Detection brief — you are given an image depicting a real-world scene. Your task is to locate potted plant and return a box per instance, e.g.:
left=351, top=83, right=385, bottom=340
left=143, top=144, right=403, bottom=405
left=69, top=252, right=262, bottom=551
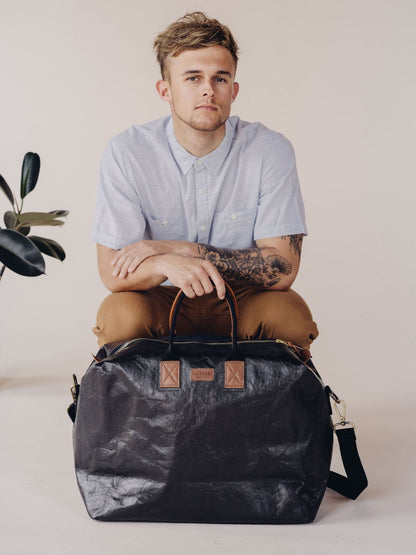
left=0, top=152, right=68, bottom=281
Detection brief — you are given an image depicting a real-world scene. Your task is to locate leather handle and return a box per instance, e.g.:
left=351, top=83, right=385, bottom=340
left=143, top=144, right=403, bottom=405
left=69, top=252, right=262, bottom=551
left=168, top=282, right=239, bottom=351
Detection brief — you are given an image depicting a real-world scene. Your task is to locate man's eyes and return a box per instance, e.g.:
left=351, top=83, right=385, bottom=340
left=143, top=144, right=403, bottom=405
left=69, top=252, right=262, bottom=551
left=186, top=76, right=227, bottom=83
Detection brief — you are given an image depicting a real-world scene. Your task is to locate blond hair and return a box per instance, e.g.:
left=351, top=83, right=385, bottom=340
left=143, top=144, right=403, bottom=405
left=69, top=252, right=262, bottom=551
left=153, top=12, right=239, bottom=79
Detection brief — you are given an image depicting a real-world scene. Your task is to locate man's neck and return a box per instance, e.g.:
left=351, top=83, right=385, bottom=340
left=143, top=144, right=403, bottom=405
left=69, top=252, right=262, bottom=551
left=171, top=117, right=226, bottom=158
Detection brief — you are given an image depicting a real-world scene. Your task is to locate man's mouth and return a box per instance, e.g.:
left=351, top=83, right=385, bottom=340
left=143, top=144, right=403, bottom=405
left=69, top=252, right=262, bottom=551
left=196, top=104, right=218, bottom=111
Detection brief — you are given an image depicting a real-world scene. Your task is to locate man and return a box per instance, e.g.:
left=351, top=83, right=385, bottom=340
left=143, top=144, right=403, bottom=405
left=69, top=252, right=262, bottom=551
left=92, top=12, right=318, bottom=348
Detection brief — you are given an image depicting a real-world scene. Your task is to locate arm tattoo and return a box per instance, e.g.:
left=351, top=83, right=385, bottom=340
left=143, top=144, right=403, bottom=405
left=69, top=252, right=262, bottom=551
left=197, top=245, right=292, bottom=288
left=280, top=234, right=303, bottom=257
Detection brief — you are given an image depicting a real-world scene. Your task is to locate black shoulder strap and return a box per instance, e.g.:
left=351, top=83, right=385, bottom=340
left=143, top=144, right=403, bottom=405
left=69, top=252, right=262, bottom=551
left=327, top=426, right=368, bottom=499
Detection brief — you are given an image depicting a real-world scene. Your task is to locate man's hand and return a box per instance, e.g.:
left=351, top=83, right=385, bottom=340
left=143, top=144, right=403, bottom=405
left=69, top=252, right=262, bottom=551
left=99, top=242, right=225, bottom=299
left=154, top=254, right=226, bottom=299
left=111, top=240, right=197, bottom=278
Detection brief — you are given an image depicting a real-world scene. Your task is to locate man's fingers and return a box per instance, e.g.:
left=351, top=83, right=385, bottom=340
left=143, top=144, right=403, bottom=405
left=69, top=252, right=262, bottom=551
left=112, top=255, right=130, bottom=278
left=111, top=247, right=132, bottom=269
left=182, top=284, right=196, bottom=298
left=111, top=253, right=140, bottom=277
left=204, top=263, right=225, bottom=299
left=112, top=256, right=123, bottom=276
left=112, top=261, right=122, bottom=276
left=189, top=263, right=222, bottom=297
left=198, top=273, right=215, bottom=296
left=118, top=259, right=131, bottom=278
left=111, top=251, right=122, bottom=267
left=127, top=256, right=140, bottom=274
left=190, top=279, right=206, bottom=297
left=160, top=255, right=226, bottom=299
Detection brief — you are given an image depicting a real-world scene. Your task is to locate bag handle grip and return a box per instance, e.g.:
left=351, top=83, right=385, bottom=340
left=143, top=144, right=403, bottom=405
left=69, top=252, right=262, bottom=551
left=167, top=282, right=239, bottom=352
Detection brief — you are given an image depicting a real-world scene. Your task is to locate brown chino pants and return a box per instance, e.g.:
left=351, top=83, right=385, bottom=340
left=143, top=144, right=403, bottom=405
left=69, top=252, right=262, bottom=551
left=93, top=286, right=319, bottom=348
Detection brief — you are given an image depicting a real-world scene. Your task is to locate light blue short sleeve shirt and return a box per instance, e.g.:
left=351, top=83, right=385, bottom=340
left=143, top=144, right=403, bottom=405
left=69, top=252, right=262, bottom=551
left=92, top=116, right=307, bottom=251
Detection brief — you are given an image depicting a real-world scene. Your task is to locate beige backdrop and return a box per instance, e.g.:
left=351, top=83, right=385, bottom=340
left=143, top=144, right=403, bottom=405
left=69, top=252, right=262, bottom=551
left=1, top=1, right=415, bottom=552
left=1, top=0, right=415, bottom=401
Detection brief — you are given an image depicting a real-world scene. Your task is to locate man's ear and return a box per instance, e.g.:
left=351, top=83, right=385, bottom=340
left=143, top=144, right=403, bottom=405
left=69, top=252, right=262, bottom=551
left=232, top=81, right=239, bottom=102
left=156, top=80, right=171, bottom=103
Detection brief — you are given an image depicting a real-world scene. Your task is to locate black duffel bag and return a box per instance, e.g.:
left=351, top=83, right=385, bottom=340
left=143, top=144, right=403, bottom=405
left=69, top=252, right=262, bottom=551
left=68, top=284, right=367, bottom=523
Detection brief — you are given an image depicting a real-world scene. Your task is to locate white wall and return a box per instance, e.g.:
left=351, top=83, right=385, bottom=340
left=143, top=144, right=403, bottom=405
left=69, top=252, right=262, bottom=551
left=1, top=0, right=415, bottom=407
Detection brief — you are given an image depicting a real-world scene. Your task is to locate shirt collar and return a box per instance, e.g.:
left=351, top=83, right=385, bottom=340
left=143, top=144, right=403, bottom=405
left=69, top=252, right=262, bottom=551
left=165, top=116, right=234, bottom=176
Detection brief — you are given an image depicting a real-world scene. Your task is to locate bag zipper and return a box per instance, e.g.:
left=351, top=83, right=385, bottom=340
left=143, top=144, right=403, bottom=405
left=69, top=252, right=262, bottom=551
left=101, top=337, right=324, bottom=386
left=111, top=337, right=294, bottom=356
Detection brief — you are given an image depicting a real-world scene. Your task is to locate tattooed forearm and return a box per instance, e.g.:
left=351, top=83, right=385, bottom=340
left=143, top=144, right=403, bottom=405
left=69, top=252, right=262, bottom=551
left=280, top=234, right=303, bottom=257
left=197, top=245, right=292, bottom=288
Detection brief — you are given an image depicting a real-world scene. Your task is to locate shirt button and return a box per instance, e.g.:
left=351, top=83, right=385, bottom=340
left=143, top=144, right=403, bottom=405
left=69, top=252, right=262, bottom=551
left=231, top=214, right=237, bottom=220
left=197, top=160, right=202, bottom=165
left=198, top=189, right=204, bottom=195
left=201, top=226, right=206, bottom=232
left=162, top=220, right=168, bottom=226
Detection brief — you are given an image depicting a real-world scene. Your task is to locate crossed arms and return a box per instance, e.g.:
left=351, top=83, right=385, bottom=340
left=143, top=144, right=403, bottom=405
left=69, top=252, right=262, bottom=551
left=97, top=234, right=303, bottom=299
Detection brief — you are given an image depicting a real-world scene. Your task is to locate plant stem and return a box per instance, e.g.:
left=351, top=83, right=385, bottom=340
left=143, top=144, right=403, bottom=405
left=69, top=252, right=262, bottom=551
left=0, top=265, right=6, bottom=281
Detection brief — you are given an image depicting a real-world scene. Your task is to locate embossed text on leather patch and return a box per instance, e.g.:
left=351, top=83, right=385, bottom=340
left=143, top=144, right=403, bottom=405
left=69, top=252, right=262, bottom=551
left=160, top=361, right=180, bottom=388
left=191, top=368, right=214, bottom=382
left=224, top=361, right=245, bottom=389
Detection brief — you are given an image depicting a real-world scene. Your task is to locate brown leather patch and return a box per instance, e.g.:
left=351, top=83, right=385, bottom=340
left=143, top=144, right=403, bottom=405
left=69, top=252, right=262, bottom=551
left=225, top=361, right=245, bottom=389
left=160, top=361, right=180, bottom=388
left=191, top=368, right=214, bottom=382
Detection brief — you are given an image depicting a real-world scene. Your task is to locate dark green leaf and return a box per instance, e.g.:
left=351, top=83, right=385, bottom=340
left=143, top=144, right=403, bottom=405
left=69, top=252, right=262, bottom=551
left=0, top=174, right=15, bottom=206
left=17, top=211, right=65, bottom=227
left=4, top=211, right=17, bottom=229
left=20, top=226, right=31, bottom=236
left=20, top=152, right=40, bottom=199
left=29, top=235, right=66, bottom=261
left=49, top=210, right=69, bottom=217
left=0, top=229, right=45, bottom=276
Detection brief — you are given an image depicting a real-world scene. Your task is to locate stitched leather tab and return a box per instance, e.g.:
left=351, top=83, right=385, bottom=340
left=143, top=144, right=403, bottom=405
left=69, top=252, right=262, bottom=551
left=160, top=361, right=180, bottom=388
left=191, top=368, right=214, bottom=382
left=225, top=361, right=245, bottom=389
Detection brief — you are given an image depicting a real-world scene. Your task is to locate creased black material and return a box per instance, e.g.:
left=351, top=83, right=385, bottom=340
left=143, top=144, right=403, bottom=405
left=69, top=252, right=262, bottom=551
left=72, top=337, right=334, bottom=523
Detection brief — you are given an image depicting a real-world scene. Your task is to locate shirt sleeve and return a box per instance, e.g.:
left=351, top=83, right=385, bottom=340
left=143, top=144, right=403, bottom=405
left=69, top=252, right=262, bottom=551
left=91, top=139, right=147, bottom=250
left=253, top=132, right=307, bottom=240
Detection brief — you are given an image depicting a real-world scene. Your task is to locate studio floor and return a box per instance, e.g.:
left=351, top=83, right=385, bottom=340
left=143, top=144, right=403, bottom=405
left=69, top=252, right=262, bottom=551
left=1, top=373, right=414, bottom=555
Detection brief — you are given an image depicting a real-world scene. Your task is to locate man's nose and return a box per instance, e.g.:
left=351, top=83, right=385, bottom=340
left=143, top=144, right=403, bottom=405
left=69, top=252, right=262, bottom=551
left=202, top=82, right=215, bottom=97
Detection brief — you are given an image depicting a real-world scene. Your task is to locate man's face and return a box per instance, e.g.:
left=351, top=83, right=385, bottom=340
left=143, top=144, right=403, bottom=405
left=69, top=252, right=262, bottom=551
left=157, top=45, right=239, bottom=133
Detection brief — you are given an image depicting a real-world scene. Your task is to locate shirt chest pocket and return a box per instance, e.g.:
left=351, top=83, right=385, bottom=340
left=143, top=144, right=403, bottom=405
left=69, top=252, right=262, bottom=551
left=211, top=210, right=255, bottom=249
left=146, top=215, right=187, bottom=241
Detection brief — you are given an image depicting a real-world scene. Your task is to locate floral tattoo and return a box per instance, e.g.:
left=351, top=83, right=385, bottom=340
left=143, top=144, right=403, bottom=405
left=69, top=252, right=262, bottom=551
left=197, top=245, right=292, bottom=288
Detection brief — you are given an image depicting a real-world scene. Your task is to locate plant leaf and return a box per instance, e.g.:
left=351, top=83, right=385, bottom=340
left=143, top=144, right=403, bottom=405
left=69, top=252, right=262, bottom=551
left=17, top=211, right=65, bottom=227
left=49, top=210, right=69, bottom=217
left=6, top=211, right=31, bottom=234
left=29, top=235, right=66, bottom=261
left=20, top=226, right=31, bottom=236
left=0, top=229, right=45, bottom=276
left=0, top=174, right=15, bottom=206
left=4, top=211, right=17, bottom=229
left=20, top=152, right=41, bottom=199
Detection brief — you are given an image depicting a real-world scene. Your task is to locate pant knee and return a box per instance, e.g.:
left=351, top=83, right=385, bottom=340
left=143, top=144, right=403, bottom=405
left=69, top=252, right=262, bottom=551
left=237, top=289, right=319, bottom=347
left=93, top=291, right=162, bottom=347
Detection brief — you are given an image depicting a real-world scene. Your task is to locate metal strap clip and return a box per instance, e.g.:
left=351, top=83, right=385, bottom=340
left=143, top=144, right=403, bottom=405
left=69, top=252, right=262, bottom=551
left=331, top=396, right=355, bottom=431
left=70, top=374, right=79, bottom=403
